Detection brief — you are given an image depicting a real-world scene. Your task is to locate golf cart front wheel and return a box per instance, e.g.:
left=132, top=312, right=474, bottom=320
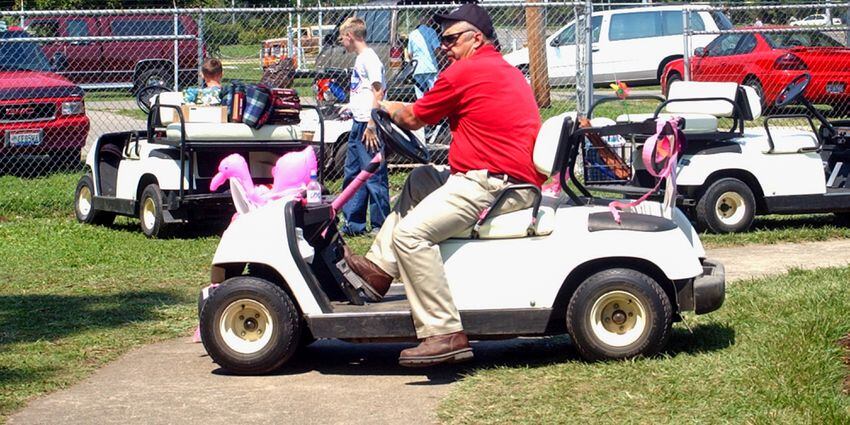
left=75, top=174, right=115, bottom=226
left=696, top=178, right=756, bottom=234
left=567, top=268, right=672, bottom=361
left=200, top=276, right=302, bottom=375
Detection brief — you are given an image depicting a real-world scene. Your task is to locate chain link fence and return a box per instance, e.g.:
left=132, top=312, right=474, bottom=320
left=0, top=2, right=585, bottom=185
left=4, top=2, right=850, bottom=187
left=679, top=3, right=850, bottom=129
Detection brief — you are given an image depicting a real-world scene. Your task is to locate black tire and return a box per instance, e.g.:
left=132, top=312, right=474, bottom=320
left=664, top=72, right=682, bottom=97
left=135, top=68, right=174, bottom=92
left=200, top=276, right=302, bottom=375
left=566, top=268, right=672, bottom=361
left=74, top=174, right=115, bottom=226
left=53, top=149, right=82, bottom=172
left=743, top=77, right=765, bottom=110
left=139, top=183, right=169, bottom=238
left=329, top=136, right=349, bottom=180
left=695, top=178, right=756, bottom=234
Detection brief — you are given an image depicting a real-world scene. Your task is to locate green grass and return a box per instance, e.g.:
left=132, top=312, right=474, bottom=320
left=2, top=171, right=850, bottom=422
left=0, top=173, right=219, bottom=422
left=112, top=108, right=148, bottom=122
left=439, top=266, right=850, bottom=424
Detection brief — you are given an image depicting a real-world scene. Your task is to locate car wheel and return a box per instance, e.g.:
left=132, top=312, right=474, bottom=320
left=135, top=68, right=174, bottom=92
left=200, top=276, right=302, bottom=375
left=696, top=178, right=756, bottom=234
left=743, top=77, right=765, bottom=109
left=664, top=72, right=682, bottom=97
left=75, top=174, right=115, bottom=226
left=139, top=183, right=170, bottom=238
left=518, top=65, right=531, bottom=84
left=566, top=268, right=672, bottom=361
left=330, top=136, right=349, bottom=180
left=53, top=149, right=82, bottom=172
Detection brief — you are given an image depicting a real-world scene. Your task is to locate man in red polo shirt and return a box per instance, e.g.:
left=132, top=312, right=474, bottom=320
left=343, top=3, right=543, bottom=367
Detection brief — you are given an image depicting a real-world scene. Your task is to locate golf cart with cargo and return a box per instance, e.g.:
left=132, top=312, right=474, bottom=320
left=196, top=108, right=726, bottom=375
left=74, top=86, right=320, bottom=237
left=589, top=74, right=850, bottom=233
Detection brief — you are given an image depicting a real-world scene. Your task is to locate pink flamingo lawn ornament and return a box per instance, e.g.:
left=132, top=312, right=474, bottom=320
left=209, top=153, right=269, bottom=205
left=265, top=147, right=318, bottom=201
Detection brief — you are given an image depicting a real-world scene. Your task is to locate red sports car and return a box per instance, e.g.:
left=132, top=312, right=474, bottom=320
left=661, top=26, right=850, bottom=111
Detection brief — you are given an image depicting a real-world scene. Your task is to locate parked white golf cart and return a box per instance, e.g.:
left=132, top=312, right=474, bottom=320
left=589, top=74, right=850, bottom=233
left=74, top=86, right=321, bottom=237
left=197, top=109, right=726, bottom=374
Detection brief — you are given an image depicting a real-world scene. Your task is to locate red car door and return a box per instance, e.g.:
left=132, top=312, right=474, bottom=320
left=59, top=17, right=102, bottom=86
left=692, top=33, right=755, bottom=83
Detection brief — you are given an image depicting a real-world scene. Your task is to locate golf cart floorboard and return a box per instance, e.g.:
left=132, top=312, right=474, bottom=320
left=331, top=285, right=410, bottom=312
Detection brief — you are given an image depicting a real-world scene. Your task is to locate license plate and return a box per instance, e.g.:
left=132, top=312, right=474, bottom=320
left=5, top=130, right=42, bottom=147
left=826, top=82, right=845, bottom=94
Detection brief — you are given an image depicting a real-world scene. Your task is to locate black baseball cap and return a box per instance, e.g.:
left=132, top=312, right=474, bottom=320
left=435, top=3, right=495, bottom=39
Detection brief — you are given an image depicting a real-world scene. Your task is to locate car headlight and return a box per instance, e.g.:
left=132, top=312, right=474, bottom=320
left=61, top=101, right=85, bottom=116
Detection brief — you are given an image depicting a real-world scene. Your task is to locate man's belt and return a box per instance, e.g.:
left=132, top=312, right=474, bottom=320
left=488, top=172, right=525, bottom=185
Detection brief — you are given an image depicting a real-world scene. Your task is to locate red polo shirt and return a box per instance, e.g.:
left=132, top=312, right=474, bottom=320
left=412, top=44, right=545, bottom=186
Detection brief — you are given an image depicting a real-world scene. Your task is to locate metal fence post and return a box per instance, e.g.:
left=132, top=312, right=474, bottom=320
left=682, top=7, right=690, bottom=81
left=318, top=0, right=324, bottom=55
left=197, top=10, right=204, bottom=87
left=575, top=0, right=592, bottom=118
left=173, top=10, right=179, bottom=91
left=297, top=0, right=303, bottom=70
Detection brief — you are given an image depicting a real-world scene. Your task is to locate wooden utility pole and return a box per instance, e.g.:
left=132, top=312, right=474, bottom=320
left=525, top=6, right=550, bottom=108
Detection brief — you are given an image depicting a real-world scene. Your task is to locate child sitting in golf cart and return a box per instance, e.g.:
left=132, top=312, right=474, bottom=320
left=184, top=58, right=223, bottom=105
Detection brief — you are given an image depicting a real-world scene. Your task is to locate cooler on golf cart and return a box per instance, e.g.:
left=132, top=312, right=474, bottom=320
left=74, top=88, right=323, bottom=238
left=196, top=108, right=726, bottom=375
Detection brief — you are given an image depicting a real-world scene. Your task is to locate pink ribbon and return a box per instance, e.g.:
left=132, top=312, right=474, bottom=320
left=608, top=118, right=684, bottom=223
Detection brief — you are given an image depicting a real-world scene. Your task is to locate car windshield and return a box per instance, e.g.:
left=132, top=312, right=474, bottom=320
left=0, top=31, right=51, bottom=72
left=763, top=32, right=842, bottom=48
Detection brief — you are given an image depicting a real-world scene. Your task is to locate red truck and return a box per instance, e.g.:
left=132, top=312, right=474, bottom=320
left=24, top=14, right=203, bottom=91
left=0, top=26, right=89, bottom=173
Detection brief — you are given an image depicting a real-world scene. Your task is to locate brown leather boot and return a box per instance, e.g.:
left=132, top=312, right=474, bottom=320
left=398, top=331, right=473, bottom=367
left=342, top=245, right=392, bottom=300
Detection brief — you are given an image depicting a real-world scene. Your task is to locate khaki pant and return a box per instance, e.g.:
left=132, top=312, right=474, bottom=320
left=366, top=167, right=533, bottom=338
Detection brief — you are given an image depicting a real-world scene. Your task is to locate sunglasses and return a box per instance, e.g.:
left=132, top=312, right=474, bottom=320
left=440, top=29, right=474, bottom=46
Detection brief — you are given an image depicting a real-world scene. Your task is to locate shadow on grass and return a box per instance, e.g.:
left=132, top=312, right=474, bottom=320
left=212, top=324, right=734, bottom=384
left=664, top=322, right=736, bottom=357
left=747, top=214, right=841, bottom=231
left=0, top=291, right=184, bottom=345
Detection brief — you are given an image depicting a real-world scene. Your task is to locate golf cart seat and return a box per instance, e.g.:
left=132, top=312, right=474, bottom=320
left=616, top=81, right=762, bottom=135
left=149, top=92, right=304, bottom=144
left=164, top=122, right=302, bottom=144
left=450, top=113, right=569, bottom=239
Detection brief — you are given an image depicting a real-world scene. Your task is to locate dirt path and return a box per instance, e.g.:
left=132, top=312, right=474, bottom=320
left=9, top=239, right=850, bottom=425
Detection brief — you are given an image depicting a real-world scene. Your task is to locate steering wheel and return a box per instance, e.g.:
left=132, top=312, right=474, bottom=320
left=135, top=84, right=170, bottom=114
left=775, top=73, right=812, bottom=108
left=371, top=109, right=431, bottom=164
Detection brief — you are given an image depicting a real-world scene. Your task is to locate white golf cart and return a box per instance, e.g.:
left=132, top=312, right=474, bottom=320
left=197, top=109, right=726, bottom=375
left=74, top=86, right=322, bottom=238
left=588, top=74, right=850, bottom=233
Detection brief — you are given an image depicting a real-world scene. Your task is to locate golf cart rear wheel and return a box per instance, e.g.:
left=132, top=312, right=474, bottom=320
left=567, top=268, right=672, bottom=361
left=696, top=178, right=756, bottom=234
left=200, top=276, right=302, bottom=375
left=75, top=174, right=115, bottom=226
left=139, top=183, right=170, bottom=238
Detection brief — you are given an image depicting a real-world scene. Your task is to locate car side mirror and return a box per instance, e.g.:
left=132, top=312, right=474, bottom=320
left=693, top=47, right=707, bottom=57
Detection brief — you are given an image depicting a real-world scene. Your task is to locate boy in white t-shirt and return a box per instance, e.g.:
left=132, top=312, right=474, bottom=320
left=338, top=16, right=390, bottom=236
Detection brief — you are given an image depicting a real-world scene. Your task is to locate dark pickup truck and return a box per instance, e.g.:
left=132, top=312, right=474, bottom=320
left=24, top=14, right=204, bottom=91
